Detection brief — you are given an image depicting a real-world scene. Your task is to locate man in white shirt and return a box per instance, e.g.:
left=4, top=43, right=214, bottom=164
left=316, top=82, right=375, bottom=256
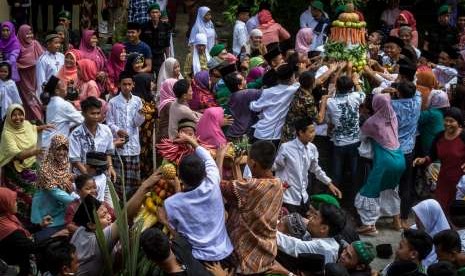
left=299, top=1, right=330, bottom=50
left=162, top=133, right=234, bottom=263
left=42, top=76, right=83, bottom=149
left=36, top=33, right=64, bottom=97
left=325, top=75, right=365, bottom=200
left=277, top=203, right=346, bottom=264
left=106, top=72, right=145, bottom=198
left=233, top=4, right=250, bottom=56
left=69, top=96, right=116, bottom=182
left=250, top=63, right=299, bottom=146
left=274, top=118, right=341, bottom=215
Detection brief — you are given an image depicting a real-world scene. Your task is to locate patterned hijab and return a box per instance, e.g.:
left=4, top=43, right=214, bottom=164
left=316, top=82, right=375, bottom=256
left=37, top=134, right=73, bottom=192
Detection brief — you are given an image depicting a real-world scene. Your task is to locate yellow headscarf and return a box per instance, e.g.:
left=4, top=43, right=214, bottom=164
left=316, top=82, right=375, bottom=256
left=0, top=104, right=38, bottom=172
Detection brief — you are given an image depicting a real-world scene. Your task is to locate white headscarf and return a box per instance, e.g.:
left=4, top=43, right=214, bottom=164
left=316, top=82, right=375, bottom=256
left=188, top=6, right=216, bottom=51
left=192, top=33, right=211, bottom=75
left=157, top=57, right=183, bottom=93
left=249, top=28, right=263, bottom=38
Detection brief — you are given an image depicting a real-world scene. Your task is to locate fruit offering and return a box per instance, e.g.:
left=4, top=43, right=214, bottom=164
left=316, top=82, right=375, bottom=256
left=329, top=12, right=367, bottom=45
left=324, top=42, right=367, bottom=72
left=161, top=163, right=177, bottom=180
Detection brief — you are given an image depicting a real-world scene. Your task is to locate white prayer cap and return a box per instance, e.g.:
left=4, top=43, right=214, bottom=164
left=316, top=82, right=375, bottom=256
left=250, top=28, right=263, bottom=38
left=194, top=33, right=208, bottom=46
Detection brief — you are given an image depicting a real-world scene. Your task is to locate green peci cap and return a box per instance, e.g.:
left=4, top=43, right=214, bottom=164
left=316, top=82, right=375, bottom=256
left=58, top=10, right=71, bottom=20
left=310, top=194, right=340, bottom=209
left=352, top=241, right=376, bottom=265
left=147, top=3, right=161, bottom=13
left=311, top=0, right=325, bottom=12
left=438, top=4, right=450, bottom=16
left=209, top=43, right=226, bottom=57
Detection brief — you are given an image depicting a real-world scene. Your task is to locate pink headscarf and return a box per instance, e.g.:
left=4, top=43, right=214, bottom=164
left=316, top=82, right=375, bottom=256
left=196, top=107, right=226, bottom=148
left=396, top=10, right=416, bottom=31
left=16, top=24, right=44, bottom=69
left=79, top=29, right=106, bottom=71
left=246, top=66, right=265, bottom=83
left=107, top=43, right=125, bottom=83
left=158, top=78, right=178, bottom=115
left=361, top=94, right=400, bottom=150
left=0, top=187, right=30, bottom=241
left=258, top=10, right=275, bottom=27
left=295, top=28, right=313, bottom=54
left=77, top=59, right=98, bottom=82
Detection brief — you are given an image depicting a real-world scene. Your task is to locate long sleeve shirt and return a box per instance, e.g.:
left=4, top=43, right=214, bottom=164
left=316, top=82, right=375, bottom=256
left=35, top=51, right=64, bottom=97
left=391, top=92, right=422, bottom=154
left=250, top=83, right=300, bottom=140
left=273, top=139, right=331, bottom=205
left=276, top=232, right=340, bottom=264
left=0, top=79, right=22, bottom=119
left=106, top=93, right=145, bottom=156
left=233, top=20, right=249, bottom=55
left=433, top=65, right=458, bottom=91
left=168, top=101, right=202, bottom=139
left=164, top=146, right=234, bottom=261
left=42, top=96, right=84, bottom=148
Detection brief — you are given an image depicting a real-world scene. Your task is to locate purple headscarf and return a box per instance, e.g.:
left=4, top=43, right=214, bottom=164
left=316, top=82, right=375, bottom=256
left=246, top=67, right=265, bottom=83
left=194, top=70, right=210, bottom=90
left=0, top=21, right=20, bottom=53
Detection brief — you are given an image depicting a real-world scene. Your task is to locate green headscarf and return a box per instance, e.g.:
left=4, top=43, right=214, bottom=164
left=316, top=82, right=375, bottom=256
left=249, top=56, right=265, bottom=70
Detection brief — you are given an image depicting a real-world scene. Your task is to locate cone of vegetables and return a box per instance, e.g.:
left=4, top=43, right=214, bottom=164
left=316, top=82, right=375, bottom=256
left=324, top=42, right=367, bottom=73
left=156, top=138, right=216, bottom=165
left=329, top=12, right=367, bottom=45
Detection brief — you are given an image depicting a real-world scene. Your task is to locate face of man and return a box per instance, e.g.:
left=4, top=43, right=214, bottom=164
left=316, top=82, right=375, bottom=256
left=338, top=245, right=361, bottom=270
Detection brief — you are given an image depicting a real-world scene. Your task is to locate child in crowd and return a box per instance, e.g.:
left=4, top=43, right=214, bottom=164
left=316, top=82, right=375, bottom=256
left=433, top=229, right=465, bottom=272
left=0, top=62, right=22, bottom=120
left=432, top=47, right=459, bottom=92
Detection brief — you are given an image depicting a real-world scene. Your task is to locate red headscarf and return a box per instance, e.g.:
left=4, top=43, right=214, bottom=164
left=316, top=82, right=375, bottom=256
left=0, top=187, right=30, bottom=241
left=57, top=49, right=81, bottom=83
left=107, top=43, right=126, bottom=83
left=77, top=59, right=98, bottom=82
left=396, top=10, right=416, bottom=31
left=258, top=10, right=275, bottom=27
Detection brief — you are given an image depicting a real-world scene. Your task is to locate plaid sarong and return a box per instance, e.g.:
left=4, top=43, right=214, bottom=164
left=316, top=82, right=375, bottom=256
left=112, top=155, right=141, bottom=199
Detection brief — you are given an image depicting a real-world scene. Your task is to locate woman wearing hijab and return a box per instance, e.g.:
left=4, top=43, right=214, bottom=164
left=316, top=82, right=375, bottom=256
left=0, top=21, right=20, bottom=82
left=57, top=49, right=80, bottom=88
left=134, top=73, right=157, bottom=177
left=295, top=28, right=313, bottom=54
left=75, top=59, right=106, bottom=113
left=32, top=134, right=75, bottom=237
left=184, top=33, right=211, bottom=80
left=0, top=104, right=54, bottom=224
left=78, top=29, right=107, bottom=72
left=125, top=52, right=145, bottom=77
left=188, top=6, right=217, bottom=51
left=412, top=199, right=450, bottom=268
left=156, top=57, right=183, bottom=93
left=196, top=107, right=227, bottom=148
left=0, top=187, right=34, bottom=276
left=245, top=29, right=267, bottom=57
left=355, top=94, right=406, bottom=235
left=189, top=70, right=218, bottom=111
left=106, top=43, right=126, bottom=96
left=16, top=24, right=44, bottom=122
left=414, top=107, right=465, bottom=212
left=55, top=24, right=71, bottom=53
left=157, top=78, right=178, bottom=141
left=257, top=10, right=290, bottom=47
left=416, top=71, right=440, bottom=110
left=389, top=10, right=418, bottom=48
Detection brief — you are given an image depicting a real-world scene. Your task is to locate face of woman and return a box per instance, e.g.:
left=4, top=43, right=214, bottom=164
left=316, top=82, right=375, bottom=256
left=55, top=145, right=68, bottom=162
left=173, top=62, right=180, bottom=78
left=196, top=44, right=206, bottom=54
left=11, top=108, right=25, bottom=128
left=251, top=35, right=262, bottom=46
left=90, top=35, right=98, bottom=48
left=132, top=61, right=144, bottom=73
left=185, top=86, right=193, bottom=101
left=399, top=31, right=412, bottom=45
left=120, top=49, right=127, bottom=62
left=444, top=116, right=460, bottom=134
left=1, top=26, right=10, bottom=39
left=65, top=53, right=75, bottom=68
left=203, top=11, right=212, bottom=22
left=25, top=29, right=34, bottom=44
left=57, top=31, right=65, bottom=42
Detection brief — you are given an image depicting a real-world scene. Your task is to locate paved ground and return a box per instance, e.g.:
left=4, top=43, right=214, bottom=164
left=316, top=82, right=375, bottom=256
left=170, top=5, right=404, bottom=272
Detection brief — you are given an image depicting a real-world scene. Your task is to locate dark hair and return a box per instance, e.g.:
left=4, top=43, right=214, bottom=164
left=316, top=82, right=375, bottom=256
left=402, top=229, right=433, bottom=260
left=42, top=239, right=76, bottom=275
left=127, top=21, right=141, bottom=31
left=80, top=96, right=102, bottom=113
left=72, top=195, right=102, bottom=228
left=249, top=140, right=276, bottom=170
left=140, top=228, right=171, bottom=262
left=119, top=71, right=134, bottom=83
left=75, top=174, right=93, bottom=191
left=177, top=118, right=196, bottom=131
left=319, top=203, right=346, bottom=237
left=336, top=75, right=354, bottom=94
left=299, top=71, right=315, bottom=90
left=444, top=107, right=465, bottom=127
left=398, top=57, right=416, bottom=81
left=427, top=261, right=458, bottom=276
left=276, top=63, right=294, bottom=82
left=295, top=117, right=315, bottom=136
left=223, top=72, right=242, bottom=92
left=0, top=62, right=12, bottom=80
left=433, top=229, right=462, bottom=253
left=178, top=153, right=206, bottom=189
left=393, top=81, right=416, bottom=99
left=449, top=200, right=465, bottom=228
left=173, top=79, right=190, bottom=98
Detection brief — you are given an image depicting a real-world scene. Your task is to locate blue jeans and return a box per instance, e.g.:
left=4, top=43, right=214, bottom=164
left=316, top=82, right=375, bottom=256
left=332, top=142, right=360, bottom=194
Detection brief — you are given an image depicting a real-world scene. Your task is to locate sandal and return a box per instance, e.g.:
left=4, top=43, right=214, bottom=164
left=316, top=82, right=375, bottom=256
left=356, top=225, right=375, bottom=234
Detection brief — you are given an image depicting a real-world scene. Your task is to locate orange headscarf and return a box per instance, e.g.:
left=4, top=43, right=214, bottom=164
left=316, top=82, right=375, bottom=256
left=416, top=71, right=438, bottom=110
left=57, top=49, right=81, bottom=84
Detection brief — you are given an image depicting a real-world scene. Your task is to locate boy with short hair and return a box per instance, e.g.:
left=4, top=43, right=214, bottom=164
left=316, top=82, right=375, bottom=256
left=433, top=229, right=465, bottom=272
left=125, top=22, right=152, bottom=73
left=106, top=72, right=145, bottom=198
left=273, top=117, right=341, bottom=215
left=36, top=33, right=64, bottom=96
left=431, top=47, right=459, bottom=91
left=69, top=97, right=116, bottom=182
left=338, top=241, right=376, bottom=275
left=233, top=3, right=251, bottom=55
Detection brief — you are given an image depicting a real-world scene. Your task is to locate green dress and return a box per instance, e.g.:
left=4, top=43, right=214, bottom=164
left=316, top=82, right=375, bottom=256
left=418, top=108, right=444, bottom=155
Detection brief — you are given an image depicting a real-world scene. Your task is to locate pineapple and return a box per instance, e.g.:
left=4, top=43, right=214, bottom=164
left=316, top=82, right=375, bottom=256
left=161, top=163, right=177, bottom=180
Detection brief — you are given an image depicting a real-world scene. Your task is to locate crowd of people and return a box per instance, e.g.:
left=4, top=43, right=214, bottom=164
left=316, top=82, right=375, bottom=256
left=2, top=0, right=465, bottom=275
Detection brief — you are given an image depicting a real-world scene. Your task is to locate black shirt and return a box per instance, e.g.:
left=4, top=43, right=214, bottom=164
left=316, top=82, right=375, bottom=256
left=169, top=236, right=212, bottom=276
left=141, top=21, right=171, bottom=56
